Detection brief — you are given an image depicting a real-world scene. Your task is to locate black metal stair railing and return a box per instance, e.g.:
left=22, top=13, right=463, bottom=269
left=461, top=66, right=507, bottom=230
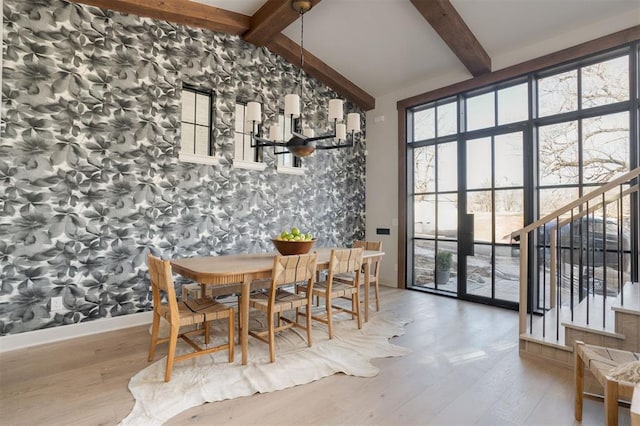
left=513, top=167, right=639, bottom=342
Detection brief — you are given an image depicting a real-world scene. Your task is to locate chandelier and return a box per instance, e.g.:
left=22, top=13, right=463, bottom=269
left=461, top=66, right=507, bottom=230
left=248, top=0, right=362, bottom=158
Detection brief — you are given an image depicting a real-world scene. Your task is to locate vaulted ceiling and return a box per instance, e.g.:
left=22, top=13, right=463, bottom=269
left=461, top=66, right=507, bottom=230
left=70, top=0, right=639, bottom=111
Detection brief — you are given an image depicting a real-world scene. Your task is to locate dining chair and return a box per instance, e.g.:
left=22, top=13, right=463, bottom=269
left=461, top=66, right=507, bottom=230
left=147, top=254, right=235, bottom=382
left=298, top=247, right=363, bottom=339
left=242, top=252, right=317, bottom=363
left=335, top=241, right=382, bottom=313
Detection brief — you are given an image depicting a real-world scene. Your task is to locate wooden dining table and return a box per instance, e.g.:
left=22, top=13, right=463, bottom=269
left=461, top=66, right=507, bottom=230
left=170, top=247, right=385, bottom=365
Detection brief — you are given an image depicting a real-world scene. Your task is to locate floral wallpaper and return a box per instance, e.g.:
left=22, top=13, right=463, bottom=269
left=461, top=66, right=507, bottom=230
left=0, top=0, right=366, bottom=335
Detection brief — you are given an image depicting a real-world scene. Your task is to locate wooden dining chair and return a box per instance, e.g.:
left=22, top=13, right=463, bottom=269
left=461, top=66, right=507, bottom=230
left=242, top=252, right=317, bottom=363
left=335, top=241, right=382, bottom=313
left=147, top=254, right=235, bottom=382
left=298, top=248, right=363, bottom=339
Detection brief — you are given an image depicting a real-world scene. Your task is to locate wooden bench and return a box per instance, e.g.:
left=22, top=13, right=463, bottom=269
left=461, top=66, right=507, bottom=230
left=575, top=341, right=640, bottom=425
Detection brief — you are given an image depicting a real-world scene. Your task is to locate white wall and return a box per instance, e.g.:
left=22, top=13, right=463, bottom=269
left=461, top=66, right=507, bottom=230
left=365, top=69, right=469, bottom=287
left=364, top=9, right=639, bottom=288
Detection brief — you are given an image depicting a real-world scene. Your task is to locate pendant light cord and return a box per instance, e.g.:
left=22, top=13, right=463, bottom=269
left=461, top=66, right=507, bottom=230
left=299, top=10, right=304, bottom=129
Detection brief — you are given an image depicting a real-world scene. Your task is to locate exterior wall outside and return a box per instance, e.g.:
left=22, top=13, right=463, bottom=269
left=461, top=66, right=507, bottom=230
left=0, top=0, right=366, bottom=339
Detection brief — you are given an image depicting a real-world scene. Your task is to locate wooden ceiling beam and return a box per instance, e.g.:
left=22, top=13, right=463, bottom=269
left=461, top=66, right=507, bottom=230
left=243, top=0, right=322, bottom=47
left=266, top=34, right=375, bottom=111
left=411, top=0, right=491, bottom=77
left=68, top=0, right=251, bottom=35
left=69, top=0, right=375, bottom=110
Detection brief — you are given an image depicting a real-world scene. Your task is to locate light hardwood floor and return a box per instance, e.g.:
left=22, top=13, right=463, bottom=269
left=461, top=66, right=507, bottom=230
left=0, top=287, right=631, bottom=425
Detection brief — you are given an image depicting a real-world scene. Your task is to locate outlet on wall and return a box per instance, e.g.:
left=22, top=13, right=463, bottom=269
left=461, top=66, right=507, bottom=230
left=50, top=296, right=64, bottom=311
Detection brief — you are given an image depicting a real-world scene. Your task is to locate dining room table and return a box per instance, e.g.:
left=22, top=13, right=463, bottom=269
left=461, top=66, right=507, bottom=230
left=170, top=247, right=385, bottom=365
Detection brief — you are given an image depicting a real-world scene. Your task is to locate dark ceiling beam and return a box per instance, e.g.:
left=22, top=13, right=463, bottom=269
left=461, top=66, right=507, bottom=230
left=411, top=0, right=491, bottom=76
left=69, top=0, right=375, bottom=110
left=243, top=0, right=322, bottom=46
left=68, top=0, right=251, bottom=35
left=266, top=34, right=376, bottom=111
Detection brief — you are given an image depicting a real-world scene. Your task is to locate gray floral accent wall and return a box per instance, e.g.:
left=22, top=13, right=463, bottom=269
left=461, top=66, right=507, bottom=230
left=0, top=0, right=366, bottom=336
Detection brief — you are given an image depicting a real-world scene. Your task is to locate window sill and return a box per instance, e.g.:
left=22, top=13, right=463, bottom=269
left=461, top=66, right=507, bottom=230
left=276, top=165, right=304, bottom=175
left=179, top=152, right=221, bottom=166
left=233, top=159, right=267, bottom=171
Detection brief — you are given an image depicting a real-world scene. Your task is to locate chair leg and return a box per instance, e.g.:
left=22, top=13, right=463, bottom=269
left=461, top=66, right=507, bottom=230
left=204, top=320, right=210, bottom=345
left=165, top=324, right=180, bottom=382
left=351, top=294, right=356, bottom=319
left=604, top=378, right=618, bottom=426
left=574, top=350, right=584, bottom=421
left=374, top=280, right=380, bottom=311
left=306, top=304, right=313, bottom=347
left=237, top=296, right=243, bottom=344
left=326, top=296, right=333, bottom=339
left=268, top=313, right=276, bottom=363
left=355, top=290, right=362, bottom=329
left=148, top=312, right=160, bottom=362
left=228, top=310, right=235, bottom=363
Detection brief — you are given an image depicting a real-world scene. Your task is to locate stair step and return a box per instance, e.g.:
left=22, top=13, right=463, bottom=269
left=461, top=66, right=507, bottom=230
left=521, top=284, right=637, bottom=353
left=612, top=282, right=640, bottom=315
left=561, top=293, right=623, bottom=338
left=523, top=306, right=570, bottom=350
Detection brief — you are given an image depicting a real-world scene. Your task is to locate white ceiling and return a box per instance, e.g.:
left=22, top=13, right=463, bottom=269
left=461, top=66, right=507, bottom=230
left=194, top=0, right=639, bottom=98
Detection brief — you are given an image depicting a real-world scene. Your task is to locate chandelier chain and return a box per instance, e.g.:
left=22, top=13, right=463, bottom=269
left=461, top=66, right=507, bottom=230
left=299, top=10, right=305, bottom=112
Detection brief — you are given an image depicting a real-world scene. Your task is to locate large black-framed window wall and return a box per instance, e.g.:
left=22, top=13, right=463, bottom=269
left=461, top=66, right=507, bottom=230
left=404, top=42, right=639, bottom=310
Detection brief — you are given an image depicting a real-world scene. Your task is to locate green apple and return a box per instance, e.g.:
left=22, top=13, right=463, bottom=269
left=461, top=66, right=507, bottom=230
left=291, top=227, right=301, bottom=236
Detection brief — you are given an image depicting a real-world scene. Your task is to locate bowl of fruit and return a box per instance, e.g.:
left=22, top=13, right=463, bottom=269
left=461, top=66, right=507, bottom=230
left=272, top=227, right=316, bottom=255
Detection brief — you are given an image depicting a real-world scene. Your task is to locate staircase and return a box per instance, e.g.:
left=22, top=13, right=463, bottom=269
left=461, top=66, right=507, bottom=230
left=514, top=167, right=640, bottom=366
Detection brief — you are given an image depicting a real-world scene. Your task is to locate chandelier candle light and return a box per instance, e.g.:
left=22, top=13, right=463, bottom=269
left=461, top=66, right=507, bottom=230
left=248, top=0, right=362, bottom=158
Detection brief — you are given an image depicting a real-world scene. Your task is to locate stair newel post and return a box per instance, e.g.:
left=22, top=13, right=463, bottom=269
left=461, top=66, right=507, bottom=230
left=518, top=230, right=529, bottom=335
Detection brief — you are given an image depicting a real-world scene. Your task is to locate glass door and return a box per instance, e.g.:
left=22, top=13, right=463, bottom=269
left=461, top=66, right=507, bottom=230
left=460, top=130, right=525, bottom=307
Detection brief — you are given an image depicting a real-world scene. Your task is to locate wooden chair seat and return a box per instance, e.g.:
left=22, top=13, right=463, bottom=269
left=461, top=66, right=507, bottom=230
left=575, top=341, right=640, bottom=425
left=299, top=280, right=357, bottom=299
left=158, top=298, right=235, bottom=326
left=249, top=288, right=309, bottom=312
left=147, top=254, right=235, bottom=382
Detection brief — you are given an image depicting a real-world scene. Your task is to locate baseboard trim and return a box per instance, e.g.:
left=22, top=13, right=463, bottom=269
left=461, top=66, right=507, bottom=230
left=0, top=311, right=153, bottom=353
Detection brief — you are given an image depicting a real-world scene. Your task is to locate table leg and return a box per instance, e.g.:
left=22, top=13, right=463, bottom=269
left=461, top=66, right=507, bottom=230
left=363, top=262, right=370, bottom=322
left=241, top=277, right=250, bottom=365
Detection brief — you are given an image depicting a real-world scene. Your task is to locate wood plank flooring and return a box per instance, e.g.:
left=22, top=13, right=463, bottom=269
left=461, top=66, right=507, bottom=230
left=0, top=287, right=631, bottom=425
